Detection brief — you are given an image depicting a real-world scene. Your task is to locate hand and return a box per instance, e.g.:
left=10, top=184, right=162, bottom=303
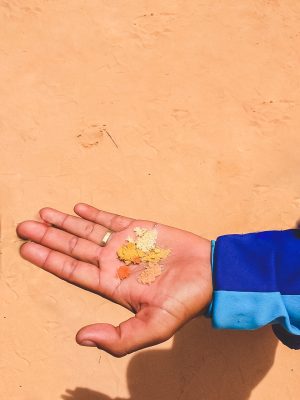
left=17, top=203, right=213, bottom=357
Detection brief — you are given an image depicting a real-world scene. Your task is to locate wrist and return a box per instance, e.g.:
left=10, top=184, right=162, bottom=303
left=203, top=240, right=215, bottom=317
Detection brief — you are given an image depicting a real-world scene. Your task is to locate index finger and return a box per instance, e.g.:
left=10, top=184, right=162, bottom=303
left=39, top=207, right=109, bottom=245
left=74, top=203, right=134, bottom=232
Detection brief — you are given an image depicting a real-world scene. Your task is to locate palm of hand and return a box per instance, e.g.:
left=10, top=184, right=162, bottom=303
left=17, top=203, right=212, bottom=357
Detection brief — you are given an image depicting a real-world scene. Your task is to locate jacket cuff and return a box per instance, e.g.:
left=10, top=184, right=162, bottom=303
left=206, top=230, right=300, bottom=350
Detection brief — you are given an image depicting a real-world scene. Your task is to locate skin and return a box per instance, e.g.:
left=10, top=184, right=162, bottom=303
left=16, top=203, right=213, bottom=357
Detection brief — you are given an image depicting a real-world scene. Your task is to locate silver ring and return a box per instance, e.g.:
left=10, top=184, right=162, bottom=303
left=100, top=230, right=112, bottom=247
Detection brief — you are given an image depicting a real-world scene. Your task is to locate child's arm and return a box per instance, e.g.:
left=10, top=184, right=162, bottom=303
left=206, top=229, right=300, bottom=349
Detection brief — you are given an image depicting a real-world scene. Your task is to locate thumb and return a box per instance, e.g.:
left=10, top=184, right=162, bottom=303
left=76, top=307, right=179, bottom=357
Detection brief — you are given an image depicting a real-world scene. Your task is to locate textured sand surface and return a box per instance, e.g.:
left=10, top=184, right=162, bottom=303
left=1, top=1, right=300, bottom=399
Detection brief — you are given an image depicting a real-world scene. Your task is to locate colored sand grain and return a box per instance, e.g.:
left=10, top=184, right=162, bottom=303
left=137, top=262, right=162, bottom=285
left=140, top=247, right=170, bottom=263
left=133, top=227, right=158, bottom=252
left=117, top=242, right=144, bottom=265
left=117, top=265, right=131, bottom=280
left=116, top=226, right=171, bottom=285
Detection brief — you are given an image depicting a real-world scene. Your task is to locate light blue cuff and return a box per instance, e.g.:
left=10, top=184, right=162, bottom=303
left=212, top=291, right=300, bottom=335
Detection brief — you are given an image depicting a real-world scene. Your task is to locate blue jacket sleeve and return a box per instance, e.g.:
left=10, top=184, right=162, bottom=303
left=207, top=229, right=300, bottom=349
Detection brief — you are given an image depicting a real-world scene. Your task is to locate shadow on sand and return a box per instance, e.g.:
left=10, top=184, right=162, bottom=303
left=62, top=317, right=277, bottom=400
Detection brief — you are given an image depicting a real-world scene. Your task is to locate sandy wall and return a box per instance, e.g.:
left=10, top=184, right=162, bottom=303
left=1, top=1, right=300, bottom=399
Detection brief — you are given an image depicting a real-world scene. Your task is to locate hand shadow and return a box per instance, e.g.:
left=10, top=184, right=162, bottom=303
left=62, top=317, right=278, bottom=400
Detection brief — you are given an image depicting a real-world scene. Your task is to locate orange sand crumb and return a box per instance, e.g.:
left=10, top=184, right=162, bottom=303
left=117, top=265, right=131, bottom=280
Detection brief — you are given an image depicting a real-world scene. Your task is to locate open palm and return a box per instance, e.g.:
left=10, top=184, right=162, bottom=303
left=17, top=203, right=212, bottom=357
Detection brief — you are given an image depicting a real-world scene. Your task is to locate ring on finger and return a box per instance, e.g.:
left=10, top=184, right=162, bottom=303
left=99, top=230, right=113, bottom=247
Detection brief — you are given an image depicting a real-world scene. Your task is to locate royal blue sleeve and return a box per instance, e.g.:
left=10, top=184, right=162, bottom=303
left=207, top=229, right=300, bottom=349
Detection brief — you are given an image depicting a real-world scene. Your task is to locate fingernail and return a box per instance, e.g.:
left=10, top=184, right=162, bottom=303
left=79, top=340, right=97, bottom=347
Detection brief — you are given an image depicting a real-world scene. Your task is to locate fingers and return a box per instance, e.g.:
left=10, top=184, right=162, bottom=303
left=19, top=241, right=114, bottom=296
left=40, top=207, right=109, bottom=245
left=76, top=306, right=178, bottom=357
left=74, top=203, right=134, bottom=232
left=17, top=220, right=102, bottom=266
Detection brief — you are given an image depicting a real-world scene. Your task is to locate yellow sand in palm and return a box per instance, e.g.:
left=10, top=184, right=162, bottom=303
left=116, top=226, right=171, bottom=284
left=140, top=247, right=170, bottom=263
left=117, top=242, right=144, bottom=265
left=117, top=242, right=170, bottom=265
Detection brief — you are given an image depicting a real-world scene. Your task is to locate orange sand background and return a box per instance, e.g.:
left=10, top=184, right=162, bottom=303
left=1, top=1, right=300, bottom=399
